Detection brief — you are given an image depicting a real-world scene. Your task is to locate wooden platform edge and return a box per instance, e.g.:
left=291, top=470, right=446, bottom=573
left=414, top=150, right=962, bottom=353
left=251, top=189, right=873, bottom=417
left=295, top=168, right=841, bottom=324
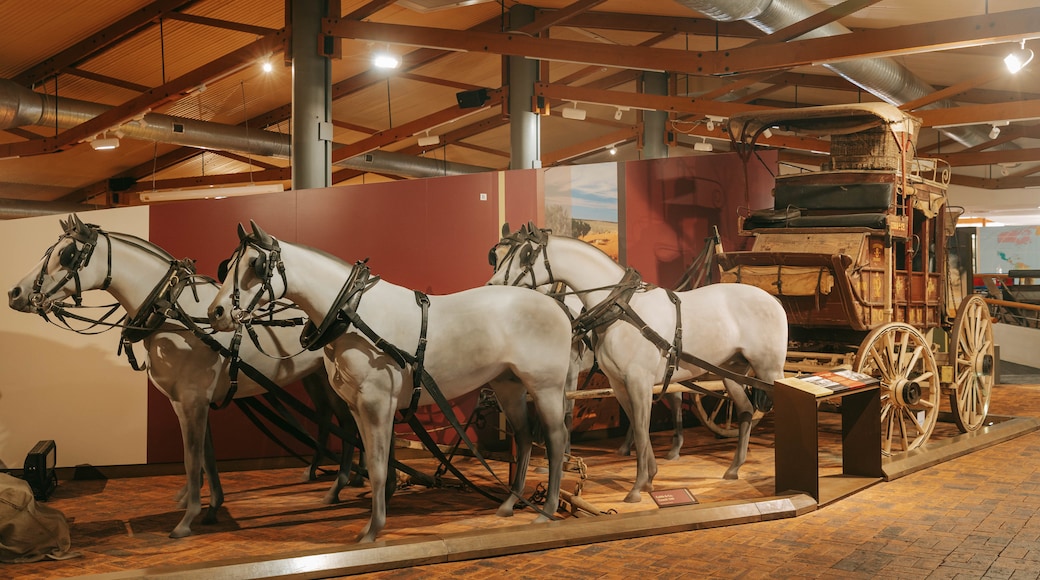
left=78, top=493, right=817, bottom=580
left=883, top=415, right=1040, bottom=481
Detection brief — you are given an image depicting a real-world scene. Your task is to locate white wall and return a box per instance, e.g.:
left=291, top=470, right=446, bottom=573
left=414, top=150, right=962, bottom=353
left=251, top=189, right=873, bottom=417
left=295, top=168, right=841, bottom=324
left=0, top=208, right=149, bottom=469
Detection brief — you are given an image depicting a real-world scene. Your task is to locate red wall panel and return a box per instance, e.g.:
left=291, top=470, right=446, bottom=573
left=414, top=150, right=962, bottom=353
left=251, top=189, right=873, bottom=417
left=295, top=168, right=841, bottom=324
left=623, top=151, right=777, bottom=286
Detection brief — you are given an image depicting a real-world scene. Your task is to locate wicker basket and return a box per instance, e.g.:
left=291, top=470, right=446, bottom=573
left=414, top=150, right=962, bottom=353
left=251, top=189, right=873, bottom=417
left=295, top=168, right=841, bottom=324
left=830, top=127, right=908, bottom=170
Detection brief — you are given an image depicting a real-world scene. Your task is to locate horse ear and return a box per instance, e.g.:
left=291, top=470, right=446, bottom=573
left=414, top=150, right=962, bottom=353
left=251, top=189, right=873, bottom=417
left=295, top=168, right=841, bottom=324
left=526, top=221, right=536, bottom=233
left=237, top=223, right=248, bottom=240
left=72, top=214, right=88, bottom=234
left=501, top=222, right=510, bottom=237
left=250, top=219, right=273, bottom=245
left=59, top=216, right=69, bottom=232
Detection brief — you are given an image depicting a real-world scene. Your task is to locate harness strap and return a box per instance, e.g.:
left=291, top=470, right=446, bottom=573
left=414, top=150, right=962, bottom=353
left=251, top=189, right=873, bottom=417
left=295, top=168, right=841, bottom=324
left=400, top=291, right=430, bottom=422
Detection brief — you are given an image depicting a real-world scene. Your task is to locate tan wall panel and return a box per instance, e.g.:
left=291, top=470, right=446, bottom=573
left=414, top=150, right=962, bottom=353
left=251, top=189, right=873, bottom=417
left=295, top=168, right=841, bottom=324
left=0, top=207, right=149, bottom=469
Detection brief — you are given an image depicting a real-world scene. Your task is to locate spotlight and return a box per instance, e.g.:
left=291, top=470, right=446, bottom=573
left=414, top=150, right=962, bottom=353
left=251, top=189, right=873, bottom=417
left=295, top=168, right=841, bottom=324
left=417, top=131, right=440, bottom=147
left=706, top=120, right=715, bottom=131
left=614, top=108, right=623, bottom=121
left=261, top=61, right=273, bottom=73
left=694, top=138, right=713, bottom=152
left=456, top=88, right=490, bottom=109
left=1005, top=40, right=1034, bottom=74
left=762, top=128, right=773, bottom=139
left=373, top=53, right=400, bottom=69
left=989, top=125, right=1001, bottom=140
left=91, top=136, right=120, bottom=150
left=705, top=115, right=726, bottom=132
left=561, top=102, right=587, bottom=121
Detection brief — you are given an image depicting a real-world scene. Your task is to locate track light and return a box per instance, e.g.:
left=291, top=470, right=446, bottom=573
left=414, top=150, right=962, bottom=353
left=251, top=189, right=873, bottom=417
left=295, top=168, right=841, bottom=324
left=139, top=183, right=285, bottom=203
left=561, top=102, right=587, bottom=121
left=705, top=115, right=726, bottom=132
left=613, top=106, right=629, bottom=121
left=90, top=135, right=120, bottom=150
left=417, top=131, right=440, bottom=147
left=693, top=137, right=713, bottom=152
left=762, top=128, right=773, bottom=139
left=373, top=53, right=400, bottom=69
left=1005, top=40, right=1034, bottom=74
left=989, top=125, right=1001, bottom=140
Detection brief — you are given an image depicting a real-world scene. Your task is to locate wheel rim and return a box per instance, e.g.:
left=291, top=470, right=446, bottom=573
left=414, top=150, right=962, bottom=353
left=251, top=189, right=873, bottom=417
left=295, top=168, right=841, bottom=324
left=950, top=295, right=995, bottom=432
left=691, top=392, right=763, bottom=438
left=854, top=323, right=940, bottom=455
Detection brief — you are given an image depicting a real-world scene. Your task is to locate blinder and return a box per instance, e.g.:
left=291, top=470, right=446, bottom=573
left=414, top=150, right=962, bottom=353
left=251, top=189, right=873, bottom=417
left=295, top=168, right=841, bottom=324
left=487, top=247, right=498, bottom=268
left=58, top=242, right=79, bottom=269
left=517, top=244, right=535, bottom=267
left=252, top=253, right=270, bottom=279
left=216, top=258, right=230, bottom=283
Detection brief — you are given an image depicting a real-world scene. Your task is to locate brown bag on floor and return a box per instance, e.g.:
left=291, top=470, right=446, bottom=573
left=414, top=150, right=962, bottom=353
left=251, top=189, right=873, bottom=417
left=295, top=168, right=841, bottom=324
left=0, top=473, right=79, bottom=563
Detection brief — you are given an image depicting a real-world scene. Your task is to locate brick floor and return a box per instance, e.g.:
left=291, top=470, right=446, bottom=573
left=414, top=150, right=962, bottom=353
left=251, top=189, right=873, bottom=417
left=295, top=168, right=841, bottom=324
left=6, top=383, right=1040, bottom=579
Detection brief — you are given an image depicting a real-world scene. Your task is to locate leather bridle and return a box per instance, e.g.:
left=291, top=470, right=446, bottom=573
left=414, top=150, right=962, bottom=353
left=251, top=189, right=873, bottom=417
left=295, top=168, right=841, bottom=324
left=31, top=223, right=112, bottom=311
left=488, top=224, right=555, bottom=289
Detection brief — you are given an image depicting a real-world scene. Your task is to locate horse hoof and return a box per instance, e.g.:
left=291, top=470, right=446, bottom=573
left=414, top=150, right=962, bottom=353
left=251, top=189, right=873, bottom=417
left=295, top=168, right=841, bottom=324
left=534, top=514, right=551, bottom=524
left=321, top=491, right=342, bottom=505
left=496, top=506, right=515, bottom=518
left=301, top=470, right=316, bottom=482
left=623, top=491, right=642, bottom=503
left=666, top=450, right=680, bottom=461
left=723, top=470, right=739, bottom=480
left=169, top=526, right=192, bottom=539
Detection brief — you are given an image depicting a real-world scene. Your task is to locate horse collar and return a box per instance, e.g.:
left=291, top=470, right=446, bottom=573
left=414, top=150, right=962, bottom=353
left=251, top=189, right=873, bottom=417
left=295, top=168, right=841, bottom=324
left=299, top=261, right=380, bottom=351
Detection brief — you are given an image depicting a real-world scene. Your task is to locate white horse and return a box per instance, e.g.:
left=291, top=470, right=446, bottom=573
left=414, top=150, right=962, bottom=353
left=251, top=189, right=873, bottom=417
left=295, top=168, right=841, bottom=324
left=7, top=215, right=359, bottom=538
left=489, top=224, right=788, bottom=503
left=207, top=221, right=575, bottom=543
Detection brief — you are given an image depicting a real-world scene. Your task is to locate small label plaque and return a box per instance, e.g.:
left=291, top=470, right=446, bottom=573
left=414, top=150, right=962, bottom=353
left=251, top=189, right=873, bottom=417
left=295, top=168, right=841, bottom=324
left=649, top=488, right=697, bottom=508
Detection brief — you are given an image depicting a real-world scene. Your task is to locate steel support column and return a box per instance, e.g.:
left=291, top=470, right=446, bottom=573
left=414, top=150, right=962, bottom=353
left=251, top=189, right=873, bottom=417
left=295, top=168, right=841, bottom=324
left=508, top=5, right=540, bottom=170
left=642, top=72, right=669, bottom=159
left=291, top=0, right=332, bottom=190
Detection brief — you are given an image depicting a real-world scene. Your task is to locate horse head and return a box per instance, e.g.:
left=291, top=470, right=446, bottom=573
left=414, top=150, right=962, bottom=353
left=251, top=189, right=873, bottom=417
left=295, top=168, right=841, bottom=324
left=208, top=220, right=286, bottom=332
left=486, top=222, right=554, bottom=288
left=8, top=214, right=109, bottom=314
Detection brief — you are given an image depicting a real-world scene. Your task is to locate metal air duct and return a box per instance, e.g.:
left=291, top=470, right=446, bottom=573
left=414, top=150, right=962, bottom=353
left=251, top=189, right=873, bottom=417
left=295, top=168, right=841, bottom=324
left=674, top=0, right=999, bottom=149
left=0, top=79, right=489, bottom=178
left=0, top=198, right=100, bottom=220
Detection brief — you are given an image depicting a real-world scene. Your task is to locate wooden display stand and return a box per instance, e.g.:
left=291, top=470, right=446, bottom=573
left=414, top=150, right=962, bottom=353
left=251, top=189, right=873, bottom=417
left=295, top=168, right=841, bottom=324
left=773, top=371, right=883, bottom=505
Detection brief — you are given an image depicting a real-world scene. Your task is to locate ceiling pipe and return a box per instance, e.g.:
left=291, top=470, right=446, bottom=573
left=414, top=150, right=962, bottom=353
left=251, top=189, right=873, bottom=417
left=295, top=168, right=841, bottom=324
left=0, top=79, right=489, bottom=179
left=0, top=198, right=100, bottom=220
left=674, top=0, right=1006, bottom=149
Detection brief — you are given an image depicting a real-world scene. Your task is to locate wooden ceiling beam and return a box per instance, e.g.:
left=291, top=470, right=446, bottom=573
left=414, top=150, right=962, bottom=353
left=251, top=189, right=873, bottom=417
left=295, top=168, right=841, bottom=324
left=743, top=0, right=882, bottom=48
left=935, top=147, right=1040, bottom=167
left=560, top=12, right=761, bottom=38
left=12, top=0, right=200, bottom=88
left=162, top=12, right=278, bottom=36
left=345, top=0, right=400, bottom=21
left=520, top=0, right=608, bottom=35
left=325, top=8, right=1040, bottom=77
left=65, top=68, right=152, bottom=93
left=331, top=88, right=506, bottom=163
left=721, top=8, right=1040, bottom=75
left=534, top=82, right=772, bottom=118
left=543, top=127, right=638, bottom=165
left=899, top=69, right=1007, bottom=112
left=917, top=99, right=1040, bottom=128
left=950, top=174, right=1040, bottom=189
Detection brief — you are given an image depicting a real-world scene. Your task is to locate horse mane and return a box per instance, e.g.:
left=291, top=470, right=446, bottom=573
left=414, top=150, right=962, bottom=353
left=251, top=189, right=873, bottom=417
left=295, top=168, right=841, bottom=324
left=108, top=231, right=177, bottom=261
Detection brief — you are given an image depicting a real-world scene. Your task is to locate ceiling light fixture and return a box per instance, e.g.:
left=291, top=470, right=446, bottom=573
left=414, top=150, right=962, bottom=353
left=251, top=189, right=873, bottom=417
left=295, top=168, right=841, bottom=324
left=139, top=183, right=285, bottom=203
left=261, top=61, right=273, bottom=73
left=704, top=115, right=726, bottom=132
left=693, top=137, right=713, bottom=152
left=417, top=130, right=440, bottom=147
left=373, top=53, right=400, bottom=69
left=989, top=125, right=1001, bottom=139
left=90, top=132, right=119, bottom=151
left=561, top=101, right=587, bottom=121
left=761, top=128, right=773, bottom=139
left=1005, top=40, right=1034, bottom=74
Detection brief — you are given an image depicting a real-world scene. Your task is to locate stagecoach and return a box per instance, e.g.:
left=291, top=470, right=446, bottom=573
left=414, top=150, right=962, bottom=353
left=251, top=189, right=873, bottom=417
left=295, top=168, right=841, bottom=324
left=713, top=102, right=994, bottom=455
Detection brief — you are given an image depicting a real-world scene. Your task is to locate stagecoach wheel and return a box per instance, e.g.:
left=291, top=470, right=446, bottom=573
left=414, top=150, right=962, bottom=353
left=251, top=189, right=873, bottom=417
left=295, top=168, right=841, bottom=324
left=854, top=323, right=940, bottom=456
left=691, top=392, right=764, bottom=438
left=949, top=295, right=995, bottom=432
